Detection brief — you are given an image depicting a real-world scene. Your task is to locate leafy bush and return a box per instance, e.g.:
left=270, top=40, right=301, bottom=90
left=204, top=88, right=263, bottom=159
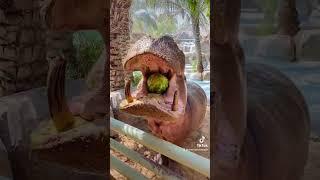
left=132, top=71, right=143, bottom=87
left=66, top=31, right=104, bottom=79
left=256, top=0, right=277, bottom=36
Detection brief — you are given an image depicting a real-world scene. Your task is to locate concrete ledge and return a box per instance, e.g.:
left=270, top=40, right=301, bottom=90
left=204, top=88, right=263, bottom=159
left=0, top=79, right=87, bottom=149
left=296, top=30, right=320, bottom=61
left=0, top=139, right=12, bottom=179
left=0, top=80, right=90, bottom=179
left=240, top=34, right=300, bottom=61
left=255, top=35, right=295, bottom=60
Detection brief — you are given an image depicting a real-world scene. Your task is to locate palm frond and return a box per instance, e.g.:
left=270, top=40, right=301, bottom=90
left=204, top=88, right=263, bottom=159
left=133, top=9, right=158, bottom=30
left=146, top=0, right=189, bottom=16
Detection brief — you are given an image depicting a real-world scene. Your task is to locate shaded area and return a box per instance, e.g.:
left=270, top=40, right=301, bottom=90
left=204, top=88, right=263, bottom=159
left=247, top=57, right=320, bottom=136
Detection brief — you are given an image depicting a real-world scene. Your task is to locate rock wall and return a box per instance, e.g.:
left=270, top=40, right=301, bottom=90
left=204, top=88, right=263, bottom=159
left=0, top=0, right=47, bottom=97
left=0, top=0, right=75, bottom=97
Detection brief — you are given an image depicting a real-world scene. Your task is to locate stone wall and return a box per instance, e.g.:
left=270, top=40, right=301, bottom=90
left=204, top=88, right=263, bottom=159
left=0, top=0, right=47, bottom=97
left=0, top=0, right=75, bottom=97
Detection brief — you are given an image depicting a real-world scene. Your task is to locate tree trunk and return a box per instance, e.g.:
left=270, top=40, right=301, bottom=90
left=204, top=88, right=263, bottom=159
left=278, top=0, right=300, bottom=61
left=191, top=16, right=204, bottom=80
left=213, top=0, right=246, bottom=179
left=110, top=0, right=132, bottom=91
left=278, top=0, right=300, bottom=36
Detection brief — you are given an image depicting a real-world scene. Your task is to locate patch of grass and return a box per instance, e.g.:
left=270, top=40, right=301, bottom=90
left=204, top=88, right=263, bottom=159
left=66, top=31, right=104, bottom=79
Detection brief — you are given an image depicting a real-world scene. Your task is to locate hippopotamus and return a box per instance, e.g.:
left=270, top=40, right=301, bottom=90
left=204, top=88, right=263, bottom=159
left=213, top=0, right=310, bottom=179
left=40, top=0, right=108, bottom=131
left=119, top=36, right=207, bottom=144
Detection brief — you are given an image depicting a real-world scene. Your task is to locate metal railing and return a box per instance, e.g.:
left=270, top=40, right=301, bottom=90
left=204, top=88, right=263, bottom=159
left=110, top=117, right=210, bottom=179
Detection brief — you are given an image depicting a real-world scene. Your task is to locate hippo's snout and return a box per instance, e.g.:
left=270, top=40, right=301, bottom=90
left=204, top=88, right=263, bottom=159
left=120, top=36, right=187, bottom=122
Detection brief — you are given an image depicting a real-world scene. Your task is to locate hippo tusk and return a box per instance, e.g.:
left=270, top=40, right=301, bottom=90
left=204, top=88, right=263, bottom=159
left=125, top=79, right=133, bottom=103
left=47, top=56, right=75, bottom=132
left=171, top=90, right=179, bottom=111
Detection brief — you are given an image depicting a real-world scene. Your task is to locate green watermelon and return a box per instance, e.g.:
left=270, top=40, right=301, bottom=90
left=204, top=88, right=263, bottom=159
left=147, top=73, right=169, bottom=94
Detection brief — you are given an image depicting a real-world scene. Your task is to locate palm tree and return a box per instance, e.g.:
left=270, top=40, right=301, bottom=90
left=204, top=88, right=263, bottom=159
left=130, top=0, right=180, bottom=39
left=131, top=9, right=179, bottom=38
left=278, top=0, right=300, bottom=36
left=277, top=0, right=300, bottom=61
left=110, top=0, right=132, bottom=91
left=131, top=2, right=158, bottom=32
left=146, top=0, right=210, bottom=80
left=132, top=9, right=157, bottom=31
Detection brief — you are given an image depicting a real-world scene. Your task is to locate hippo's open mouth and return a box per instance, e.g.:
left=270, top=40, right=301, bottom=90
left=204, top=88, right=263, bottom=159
left=119, top=36, right=187, bottom=121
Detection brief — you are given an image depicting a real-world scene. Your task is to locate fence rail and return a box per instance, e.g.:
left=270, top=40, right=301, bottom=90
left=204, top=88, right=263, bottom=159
left=110, top=117, right=210, bottom=179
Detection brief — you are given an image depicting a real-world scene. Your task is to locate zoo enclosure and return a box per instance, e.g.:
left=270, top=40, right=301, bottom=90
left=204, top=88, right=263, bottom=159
left=110, top=117, right=210, bottom=179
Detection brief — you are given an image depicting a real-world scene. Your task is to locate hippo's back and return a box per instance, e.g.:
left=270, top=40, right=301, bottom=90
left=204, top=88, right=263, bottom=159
left=247, top=63, right=310, bottom=180
left=186, top=81, right=207, bottom=131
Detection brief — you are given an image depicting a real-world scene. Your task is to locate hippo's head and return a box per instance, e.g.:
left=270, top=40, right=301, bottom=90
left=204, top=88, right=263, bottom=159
left=40, top=0, right=106, bottom=31
left=120, top=36, right=187, bottom=122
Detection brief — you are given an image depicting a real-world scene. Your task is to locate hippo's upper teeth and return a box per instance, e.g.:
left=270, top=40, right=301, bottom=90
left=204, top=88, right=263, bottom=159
left=159, top=67, right=168, bottom=75
left=125, top=79, right=133, bottom=103
left=145, top=66, right=150, bottom=75
left=172, top=90, right=179, bottom=111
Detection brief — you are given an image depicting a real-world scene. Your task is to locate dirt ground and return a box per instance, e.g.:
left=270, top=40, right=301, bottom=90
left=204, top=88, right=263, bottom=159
left=110, top=106, right=320, bottom=180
